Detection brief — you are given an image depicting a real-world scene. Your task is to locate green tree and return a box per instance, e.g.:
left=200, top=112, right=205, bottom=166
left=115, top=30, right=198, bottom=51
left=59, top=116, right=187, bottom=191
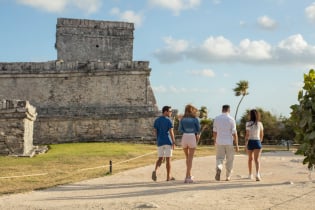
left=290, top=69, right=315, bottom=170
left=198, top=106, right=213, bottom=145
left=199, top=106, right=208, bottom=119
left=233, top=80, right=249, bottom=121
left=278, top=115, right=296, bottom=142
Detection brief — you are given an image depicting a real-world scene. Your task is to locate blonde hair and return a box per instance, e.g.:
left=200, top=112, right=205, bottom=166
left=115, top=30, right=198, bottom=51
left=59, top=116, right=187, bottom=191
left=183, top=104, right=199, bottom=118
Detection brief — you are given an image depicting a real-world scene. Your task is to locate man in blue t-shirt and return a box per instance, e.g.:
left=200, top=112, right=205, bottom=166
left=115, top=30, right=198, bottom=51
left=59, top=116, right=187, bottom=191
left=152, top=106, right=176, bottom=182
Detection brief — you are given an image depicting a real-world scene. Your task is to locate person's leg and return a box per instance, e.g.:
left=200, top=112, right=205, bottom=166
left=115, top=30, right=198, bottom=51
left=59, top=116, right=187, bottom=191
left=155, top=157, right=163, bottom=171
left=247, top=149, right=254, bottom=178
left=166, top=157, right=171, bottom=180
left=183, top=147, right=189, bottom=164
left=183, top=147, right=189, bottom=177
left=186, top=135, right=197, bottom=181
left=152, top=157, right=163, bottom=181
left=164, top=145, right=173, bottom=181
left=186, top=148, right=195, bottom=178
left=152, top=146, right=165, bottom=181
left=215, top=145, right=225, bottom=181
left=253, top=148, right=262, bottom=180
left=225, top=145, right=235, bottom=180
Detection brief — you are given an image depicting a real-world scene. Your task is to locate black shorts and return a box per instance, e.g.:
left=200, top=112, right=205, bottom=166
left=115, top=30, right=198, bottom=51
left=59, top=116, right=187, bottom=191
left=247, top=139, right=262, bottom=150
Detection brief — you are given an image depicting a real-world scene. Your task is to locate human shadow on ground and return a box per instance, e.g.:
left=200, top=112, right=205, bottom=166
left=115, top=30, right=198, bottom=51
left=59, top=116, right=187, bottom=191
left=42, top=178, right=312, bottom=201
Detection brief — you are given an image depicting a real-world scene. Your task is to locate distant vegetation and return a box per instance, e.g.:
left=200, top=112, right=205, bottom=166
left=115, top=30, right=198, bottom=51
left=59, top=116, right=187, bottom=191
left=174, top=106, right=295, bottom=146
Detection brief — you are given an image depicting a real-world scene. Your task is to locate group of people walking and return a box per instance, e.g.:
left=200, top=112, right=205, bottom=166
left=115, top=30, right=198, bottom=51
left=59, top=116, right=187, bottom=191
left=152, top=104, right=264, bottom=183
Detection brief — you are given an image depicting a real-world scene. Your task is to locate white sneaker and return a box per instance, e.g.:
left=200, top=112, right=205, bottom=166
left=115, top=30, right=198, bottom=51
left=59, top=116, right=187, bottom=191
left=248, top=174, right=253, bottom=180
left=256, top=174, right=261, bottom=181
left=184, top=176, right=194, bottom=183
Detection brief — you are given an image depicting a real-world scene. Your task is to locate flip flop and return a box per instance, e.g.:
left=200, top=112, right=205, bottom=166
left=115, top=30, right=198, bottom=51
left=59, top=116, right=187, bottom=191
left=152, top=171, right=157, bottom=181
left=167, top=177, right=175, bottom=181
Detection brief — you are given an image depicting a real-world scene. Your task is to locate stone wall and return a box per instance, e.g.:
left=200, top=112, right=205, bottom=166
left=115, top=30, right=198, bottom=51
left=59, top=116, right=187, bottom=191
left=0, top=18, right=159, bottom=147
left=0, top=61, right=156, bottom=108
left=56, top=18, right=134, bottom=63
left=0, top=100, right=37, bottom=156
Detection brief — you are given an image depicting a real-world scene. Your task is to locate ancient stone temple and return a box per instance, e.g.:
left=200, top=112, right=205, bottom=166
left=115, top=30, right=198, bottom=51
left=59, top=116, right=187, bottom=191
left=0, top=100, right=37, bottom=156
left=0, top=18, right=159, bottom=145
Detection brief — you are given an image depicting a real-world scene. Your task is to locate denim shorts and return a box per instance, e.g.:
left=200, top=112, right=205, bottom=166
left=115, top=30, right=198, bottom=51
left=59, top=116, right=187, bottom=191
left=247, top=139, right=262, bottom=150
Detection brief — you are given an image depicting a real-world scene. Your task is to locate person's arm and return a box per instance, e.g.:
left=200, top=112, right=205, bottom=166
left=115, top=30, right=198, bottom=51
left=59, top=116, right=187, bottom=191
left=195, top=118, right=201, bottom=143
left=195, top=133, right=200, bottom=142
left=260, top=123, right=264, bottom=142
left=169, top=128, right=176, bottom=149
left=232, top=119, right=239, bottom=152
left=213, top=131, right=217, bottom=145
left=245, top=130, right=249, bottom=145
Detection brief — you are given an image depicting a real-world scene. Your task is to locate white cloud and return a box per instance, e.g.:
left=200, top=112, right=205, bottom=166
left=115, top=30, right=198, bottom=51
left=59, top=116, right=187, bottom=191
left=170, top=86, right=185, bottom=93
left=153, top=85, right=209, bottom=94
left=17, top=0, right=66, bottom=12
left=153, top=36, right=189, bottom=63
left=16, top=0, right=101, bottom=14
left=305, top=2, right=315, bottom=23
left=163, top=36, right=189, bottom=53
left=201, top=36, right=237, bottom=57
left=154, top=34, right=315, bottom=65
left=152, top=85, right=167, bottom=93
left=278, top=34, right=308, bottom=54
left=239, top=39, right=272, bottom=60
left=189, top=69, right=215, bottom=77
left=110, top=8, right=144, bottom=27
left=148, top=0, right=201, bottom=15
left=257, top=15, right=277, bottom=30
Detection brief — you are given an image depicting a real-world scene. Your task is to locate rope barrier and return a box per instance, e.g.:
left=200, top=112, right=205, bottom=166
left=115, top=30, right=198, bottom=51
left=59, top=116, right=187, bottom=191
left=0, top=173, right=48, bottom=179
left=78, top=151, right=157, bottom=171
left=0, top=146, right=215, bottom=179
left=0, top=151, right=157, bottom=179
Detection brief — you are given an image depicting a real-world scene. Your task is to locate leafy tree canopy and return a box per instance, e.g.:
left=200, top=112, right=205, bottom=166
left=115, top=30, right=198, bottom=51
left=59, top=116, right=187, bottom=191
left=290, top=69, right=315, bottom=169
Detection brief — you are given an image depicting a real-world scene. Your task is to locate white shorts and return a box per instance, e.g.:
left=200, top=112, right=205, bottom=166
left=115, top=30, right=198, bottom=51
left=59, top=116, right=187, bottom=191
left=157, top=145, right=173, bottom=157
left=181, top=133, right=197, bottom=148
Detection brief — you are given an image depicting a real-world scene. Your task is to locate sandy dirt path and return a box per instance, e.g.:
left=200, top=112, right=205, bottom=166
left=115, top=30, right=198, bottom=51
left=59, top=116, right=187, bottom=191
left=0, top=151, right=314, bottom=210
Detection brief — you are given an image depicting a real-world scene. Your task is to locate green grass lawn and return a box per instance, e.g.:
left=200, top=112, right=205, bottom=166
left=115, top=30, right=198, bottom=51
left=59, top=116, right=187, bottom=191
left=0, top=142, right=296, bottom=195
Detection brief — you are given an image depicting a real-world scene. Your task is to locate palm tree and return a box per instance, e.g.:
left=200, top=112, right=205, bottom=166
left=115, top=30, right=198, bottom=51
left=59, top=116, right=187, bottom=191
left=233, top=80, right=249, bottom=121
left=199, top=106, right=208, bottom=119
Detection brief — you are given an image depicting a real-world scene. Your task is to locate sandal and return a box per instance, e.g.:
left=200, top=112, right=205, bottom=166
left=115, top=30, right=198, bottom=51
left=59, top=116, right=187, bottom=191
left=152, top=171, right=157, bottom=181
left=167, top=177, right=176, bottom=181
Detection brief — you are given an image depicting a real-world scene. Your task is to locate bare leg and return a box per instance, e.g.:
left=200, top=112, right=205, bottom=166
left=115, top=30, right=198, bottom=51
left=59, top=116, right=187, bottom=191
left=152, top=157, right=163, bottom=181
left=186, top=148, right=195, bottom=178
left=253, top=148, right=262, bottom=176
left=247, top=150, right=253, bottom=176
left=166, top=157, right=171, bottom=180
left=183, top=147, right=189, bottom=177
left=155, top=157, right=163, bottom=171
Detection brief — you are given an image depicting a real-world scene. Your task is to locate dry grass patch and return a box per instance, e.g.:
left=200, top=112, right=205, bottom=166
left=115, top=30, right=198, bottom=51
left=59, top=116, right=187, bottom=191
left=0, top=142, right=294, bottom=195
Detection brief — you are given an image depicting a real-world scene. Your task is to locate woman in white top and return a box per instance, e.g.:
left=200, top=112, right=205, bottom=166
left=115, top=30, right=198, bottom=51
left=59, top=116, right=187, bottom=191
left=245, top=109, right=264, bottom=181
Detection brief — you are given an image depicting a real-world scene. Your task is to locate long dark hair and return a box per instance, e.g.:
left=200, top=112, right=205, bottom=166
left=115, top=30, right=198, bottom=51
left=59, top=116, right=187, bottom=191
left=249, top=109, right=260, bottom=126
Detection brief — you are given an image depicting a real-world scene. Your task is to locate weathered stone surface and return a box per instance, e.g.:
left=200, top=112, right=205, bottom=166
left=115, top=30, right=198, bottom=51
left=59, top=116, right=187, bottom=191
left=0, top=100, right=37, bottom=156
left=56, top=18, right=134, bottom=63
left=0, top=18, right=159, bottom=147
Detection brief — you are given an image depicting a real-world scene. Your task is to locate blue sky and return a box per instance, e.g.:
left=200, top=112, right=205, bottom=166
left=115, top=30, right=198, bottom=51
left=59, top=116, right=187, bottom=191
left=1, top=0, right=315, bottom=120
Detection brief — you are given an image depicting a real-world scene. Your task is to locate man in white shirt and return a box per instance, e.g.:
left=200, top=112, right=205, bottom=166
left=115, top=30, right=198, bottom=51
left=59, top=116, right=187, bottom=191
left=213, top=105, right=239, bottom=181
